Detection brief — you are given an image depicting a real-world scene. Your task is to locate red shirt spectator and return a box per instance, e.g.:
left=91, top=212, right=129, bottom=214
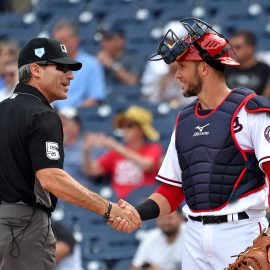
left=98, top=143, right=162, bottom=198
left=83, top=106, right=163, bottom=198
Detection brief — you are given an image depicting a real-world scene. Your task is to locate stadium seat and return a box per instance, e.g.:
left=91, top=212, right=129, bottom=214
left=124, top=21, right=153, bottom=42
left=112, top=259, right=132, bottom=270
left=107, top=85, right=142, bottom=103
left=82, top=229, right=138, bottom=261
left=78, top=104, right=114, bottom=135
left=85, top=260, right=108, bottom=270
left=126, top=184, right=159, bottom=205
left=35, top=0, right=84, bottom=21
left=204, top=0, right=248, bottom=20
left=100, top=3, right=137, bottom=24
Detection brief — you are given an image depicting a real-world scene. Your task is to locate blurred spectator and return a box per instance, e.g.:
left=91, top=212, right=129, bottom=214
left=52, top=221, right=83, bottom=270
left=141, top=21, right=187, bottom=103
left=143, top=62, right=194, bottom=108
left=0, top=0, right=12, bottom=12
left=225, top=31, right=270, bottom=96
left=53, top=20, right=106, bottom=109
left=130, top=209, right=184, bottom=270
left=59, top=107, right=106, bottom=176
left=0, top=40, right=19, bottom=88
left=0, top=61, right=18, bottom=101
left=59, top=107, right=83, bottom=174
left=83, top=106, right=163, bottom=198
left=96, top=24, right=141, bottom=87
left=9, top=0, right=31, bottom=12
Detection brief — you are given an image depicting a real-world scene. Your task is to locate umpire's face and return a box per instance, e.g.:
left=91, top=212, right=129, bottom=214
left=30, top=62, right=74, bottom=103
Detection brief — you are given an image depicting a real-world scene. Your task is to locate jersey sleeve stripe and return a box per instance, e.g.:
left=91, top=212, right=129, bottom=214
left=156, top=174, right=182, bottom=186
left=259, top=156, right=270, bottom=163
left=259, top=156, right=270, bottom=169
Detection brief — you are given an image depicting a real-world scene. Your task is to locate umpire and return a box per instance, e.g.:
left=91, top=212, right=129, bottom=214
left=0, top=38, right=140, bottom=270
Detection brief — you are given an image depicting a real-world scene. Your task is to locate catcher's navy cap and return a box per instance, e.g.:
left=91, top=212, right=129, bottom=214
left=18, top=38, right=82, bottom=71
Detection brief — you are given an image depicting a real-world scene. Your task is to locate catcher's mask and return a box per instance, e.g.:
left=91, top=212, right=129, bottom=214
left=148, top=17, right=240, bottom=71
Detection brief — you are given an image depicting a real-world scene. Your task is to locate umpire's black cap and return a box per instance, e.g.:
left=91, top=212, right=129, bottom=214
left=18, top=38, right=82, bottom=71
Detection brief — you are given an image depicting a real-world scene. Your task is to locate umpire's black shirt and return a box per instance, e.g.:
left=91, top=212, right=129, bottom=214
left=0, top=83, right=64, bottom=211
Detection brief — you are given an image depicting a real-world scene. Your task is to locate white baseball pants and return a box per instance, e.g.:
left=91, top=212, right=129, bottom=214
left=182, top=217, right=268, bottom=270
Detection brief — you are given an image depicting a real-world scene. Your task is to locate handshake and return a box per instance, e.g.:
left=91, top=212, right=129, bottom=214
left=107, top=199, right=142, bottom=233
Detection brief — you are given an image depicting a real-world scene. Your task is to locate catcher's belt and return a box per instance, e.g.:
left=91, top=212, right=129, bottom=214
left=188, top=211, right=249, bottom=224
left=226, top=228, right=270, bottom=270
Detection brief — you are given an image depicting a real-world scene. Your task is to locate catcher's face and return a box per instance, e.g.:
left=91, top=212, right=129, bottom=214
left=175, top=61, right=203, bottom=97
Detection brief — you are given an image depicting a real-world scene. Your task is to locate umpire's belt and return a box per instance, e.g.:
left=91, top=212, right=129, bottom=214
left=188, top=211, right=249, bottom=224
left=0, top=201, right=51, bottom=215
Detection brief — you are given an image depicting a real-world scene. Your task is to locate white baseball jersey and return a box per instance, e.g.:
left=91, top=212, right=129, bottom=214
left=156, top=107, right=270, bottom=219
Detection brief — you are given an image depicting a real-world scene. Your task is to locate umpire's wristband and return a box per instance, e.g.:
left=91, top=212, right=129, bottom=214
left=103, top=201, right=112, bottom=222
left=135, top=199, right=160, bottom=221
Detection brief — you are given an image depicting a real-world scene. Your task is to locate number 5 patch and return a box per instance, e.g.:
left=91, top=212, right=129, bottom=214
left=46, top=142, right=60, bottom=160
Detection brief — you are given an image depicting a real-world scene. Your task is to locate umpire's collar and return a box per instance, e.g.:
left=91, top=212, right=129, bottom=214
left=14, top=83, right=51, bottom=107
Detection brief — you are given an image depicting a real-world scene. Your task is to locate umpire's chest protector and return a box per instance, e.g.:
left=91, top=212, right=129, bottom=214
left=175, top=88, right=265, bottom=212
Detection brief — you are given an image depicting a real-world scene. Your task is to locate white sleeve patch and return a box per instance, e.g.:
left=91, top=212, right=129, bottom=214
left=46, top=141, right=60, bottom=160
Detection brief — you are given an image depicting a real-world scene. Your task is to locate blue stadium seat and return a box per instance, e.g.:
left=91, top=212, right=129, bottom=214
left=153, top=117, right=174, bottom=140
left=0, top=12, right=24, bottom=28
left=160, top=137, right=170, bottom=151
left=258, top=36, right=270, bottom=51
left=107, top=85, right=142, bottom=103
left=0, top=11, right=41, bottom=45
left=101, top=3, right=137, bottom=24
left=126, top=185, right=159, bottom=205
left=78, top=105, right=114, bottom=135
left=124, top=22, right=153, bottom=42
left=206, top=1, right=249, bottom=20
left=157, top=3, right=193, bottom=23
left=81, top=119, right=114, bottom=135
left=35, top=0, right=84, bottom=22
left=84, top=260, right=108, bottom=270
left=45, top=9, right=83, bottom=33
left=79, top=105, right=113, bottom=121
left=82, top=229, right=138, bottom=261
left=112, top=259, right=132, bottom=270
left=80, top=23, right=99, bottom=45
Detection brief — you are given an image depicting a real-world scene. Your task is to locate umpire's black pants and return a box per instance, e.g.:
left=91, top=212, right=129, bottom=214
left=0, top=203, right=56, bottom=270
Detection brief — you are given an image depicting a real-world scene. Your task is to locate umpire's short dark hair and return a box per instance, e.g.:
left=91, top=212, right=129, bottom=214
left=231, top=30, right=257, bottom=47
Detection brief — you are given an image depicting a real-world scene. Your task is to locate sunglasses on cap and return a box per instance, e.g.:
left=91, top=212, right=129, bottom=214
left=35, top=61, right=71, bottom=73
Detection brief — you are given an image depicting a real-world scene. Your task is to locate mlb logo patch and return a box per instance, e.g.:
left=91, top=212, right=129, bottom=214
left=264, top=126, right=270, bottom=142
left=34, top=47, right=45, bottom=58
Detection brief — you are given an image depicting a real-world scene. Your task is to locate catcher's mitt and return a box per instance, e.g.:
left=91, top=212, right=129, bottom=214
left=226, top=228, right=270, bottom=270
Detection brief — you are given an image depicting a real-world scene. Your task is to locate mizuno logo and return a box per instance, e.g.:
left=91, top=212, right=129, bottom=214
left=194, top=123, right=210, bottom=132
left=193, top=123, right=210, bottom=137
